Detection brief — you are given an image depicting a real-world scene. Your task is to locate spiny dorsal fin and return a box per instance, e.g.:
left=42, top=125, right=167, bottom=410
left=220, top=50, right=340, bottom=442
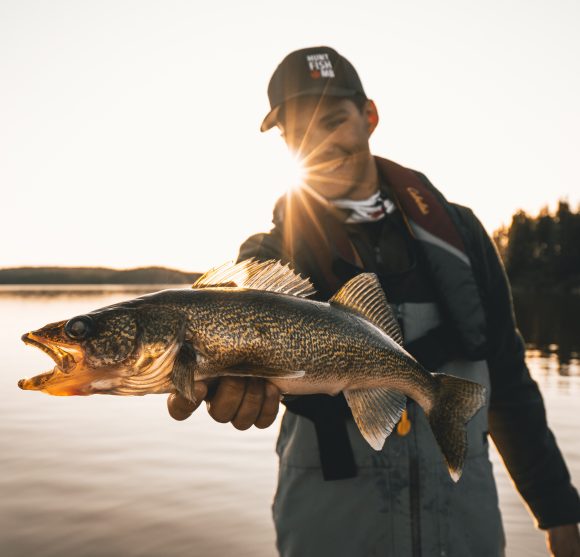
left=329, top=273, right=403, bottom=345
left=192, top=259, right=316, bottom=298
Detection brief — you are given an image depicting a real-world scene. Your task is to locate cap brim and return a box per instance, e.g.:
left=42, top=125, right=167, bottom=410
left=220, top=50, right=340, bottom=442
left=260, top=106, right=280, bottom=132
left=259, top=86, right=362, bottom=132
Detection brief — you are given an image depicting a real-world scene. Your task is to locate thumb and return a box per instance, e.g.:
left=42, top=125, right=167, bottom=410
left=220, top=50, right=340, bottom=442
left=167, top=381, right=208, bottom=421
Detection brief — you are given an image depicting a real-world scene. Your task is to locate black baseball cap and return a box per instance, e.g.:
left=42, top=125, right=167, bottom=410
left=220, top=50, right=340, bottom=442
left=260, top=46, right=367, bottom=132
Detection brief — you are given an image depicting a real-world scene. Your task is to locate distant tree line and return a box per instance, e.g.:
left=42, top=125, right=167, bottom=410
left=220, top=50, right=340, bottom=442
left=493, top=200, right=580, bottom=291
left=0, top=266, right=200, bottom=285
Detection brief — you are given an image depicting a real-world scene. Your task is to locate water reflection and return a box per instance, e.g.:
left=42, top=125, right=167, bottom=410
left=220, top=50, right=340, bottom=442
left=513, top=292, right=580, bottom=376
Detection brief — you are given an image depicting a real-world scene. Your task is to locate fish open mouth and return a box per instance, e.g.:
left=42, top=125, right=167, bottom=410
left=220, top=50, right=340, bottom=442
left=19, top=326, right=178, bottom=397
left=21, top=332, right=79, bottom=373
left=19, top=332, right=89, bottom=395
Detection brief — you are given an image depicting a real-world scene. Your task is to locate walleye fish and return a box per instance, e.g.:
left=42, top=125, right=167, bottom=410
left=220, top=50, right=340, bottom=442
left=19, top=259, right=486, bottom=481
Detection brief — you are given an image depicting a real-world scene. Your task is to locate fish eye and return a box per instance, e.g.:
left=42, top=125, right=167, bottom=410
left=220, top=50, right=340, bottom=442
left=64, top=316, right=94, bottom=340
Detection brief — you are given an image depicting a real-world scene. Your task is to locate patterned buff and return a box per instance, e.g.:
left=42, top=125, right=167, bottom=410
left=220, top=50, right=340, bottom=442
left=331, top=191, right=396, bottom=223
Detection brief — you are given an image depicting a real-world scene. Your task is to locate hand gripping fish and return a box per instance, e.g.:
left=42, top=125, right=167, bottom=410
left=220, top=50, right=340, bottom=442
left=19, top=259, right=486, bottom=481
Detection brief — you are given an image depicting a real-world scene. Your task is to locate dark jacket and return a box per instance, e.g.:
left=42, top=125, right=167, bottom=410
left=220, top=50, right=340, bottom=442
left=237, top=159, right=580, bottom=530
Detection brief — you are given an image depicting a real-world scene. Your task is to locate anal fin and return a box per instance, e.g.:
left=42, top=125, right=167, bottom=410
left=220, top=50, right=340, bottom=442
left=344, top=387, right=407, bottom=450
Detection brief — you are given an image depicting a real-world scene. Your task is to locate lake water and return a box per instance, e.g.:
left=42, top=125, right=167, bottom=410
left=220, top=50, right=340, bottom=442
left=0, top=287, right=578, bottom=557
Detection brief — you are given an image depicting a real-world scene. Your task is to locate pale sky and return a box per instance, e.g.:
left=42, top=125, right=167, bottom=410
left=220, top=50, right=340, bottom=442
left=1, top=0, right=579, bottom=272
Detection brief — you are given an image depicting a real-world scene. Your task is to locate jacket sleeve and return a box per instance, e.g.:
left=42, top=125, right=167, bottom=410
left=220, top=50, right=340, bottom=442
left=462, top=206, right=580, bottom=529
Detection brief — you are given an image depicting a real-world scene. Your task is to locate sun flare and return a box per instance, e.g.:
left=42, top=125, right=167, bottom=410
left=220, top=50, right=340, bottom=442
left=280, top=151, right=307, bottom=191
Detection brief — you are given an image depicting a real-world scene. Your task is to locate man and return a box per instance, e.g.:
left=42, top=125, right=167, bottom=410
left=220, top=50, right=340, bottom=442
left=168, top=46, right=580, bottom=556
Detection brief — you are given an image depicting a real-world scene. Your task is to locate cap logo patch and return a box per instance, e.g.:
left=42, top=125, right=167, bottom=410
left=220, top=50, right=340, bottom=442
left=306, top=53, right=335, bottom=79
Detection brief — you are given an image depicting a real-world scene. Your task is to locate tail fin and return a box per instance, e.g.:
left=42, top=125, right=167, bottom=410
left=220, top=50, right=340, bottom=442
left=426, top=374, right=487, bottom=482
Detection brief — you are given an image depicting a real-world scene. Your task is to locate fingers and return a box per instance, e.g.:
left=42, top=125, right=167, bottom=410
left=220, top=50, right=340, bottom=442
left=206, top=377, right=247, bottom=423
left=232, top=378, right=266, bottom=430
left=206, top=377, right=281, bottom=430
left=167, top=381, right=208, bottom=421
left=168, top=377, right=281, bottom=430
left=255, top=381, right=281, bottom=429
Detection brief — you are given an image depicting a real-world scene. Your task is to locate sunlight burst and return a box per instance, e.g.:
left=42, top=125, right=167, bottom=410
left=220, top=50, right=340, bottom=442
left=280, top=151, right=307, bottom=191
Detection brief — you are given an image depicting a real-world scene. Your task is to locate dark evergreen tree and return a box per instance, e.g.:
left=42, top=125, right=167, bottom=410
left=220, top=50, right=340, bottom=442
left=535, top=206, right=555, bottom=281
left=505, top=210, right=534, bottom=283
left=497, top=199, right=580, bottom=291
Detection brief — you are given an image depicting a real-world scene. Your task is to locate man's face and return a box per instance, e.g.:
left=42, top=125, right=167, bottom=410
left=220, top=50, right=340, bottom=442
left=277, top=96, right=374, bottom=200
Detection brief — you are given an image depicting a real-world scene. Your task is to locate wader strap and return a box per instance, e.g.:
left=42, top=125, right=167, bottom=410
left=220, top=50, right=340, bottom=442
left=283, top=394, right=357, bottom=480
left=313, top=408, right=357, bottom=480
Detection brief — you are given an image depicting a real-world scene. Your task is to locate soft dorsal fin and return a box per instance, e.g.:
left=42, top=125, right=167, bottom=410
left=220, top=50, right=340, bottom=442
left=192, top=259, right=316, bottom=298
left=329, top=273, right=403, bottom=345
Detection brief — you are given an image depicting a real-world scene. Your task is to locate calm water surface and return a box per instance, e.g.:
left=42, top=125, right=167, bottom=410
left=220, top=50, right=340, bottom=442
left=1, top=287, right=578, bottom=557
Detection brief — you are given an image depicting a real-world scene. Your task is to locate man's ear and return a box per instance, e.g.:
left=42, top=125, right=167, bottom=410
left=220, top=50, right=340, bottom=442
left=366, top=99, right=379, bottom=135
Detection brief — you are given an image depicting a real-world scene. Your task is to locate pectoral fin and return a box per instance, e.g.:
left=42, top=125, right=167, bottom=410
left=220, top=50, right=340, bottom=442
left=171, top=343, right=198, bottom=402
left=172, top=346, right=305, bottom=400
left=344, top=387, right=407, bottom=450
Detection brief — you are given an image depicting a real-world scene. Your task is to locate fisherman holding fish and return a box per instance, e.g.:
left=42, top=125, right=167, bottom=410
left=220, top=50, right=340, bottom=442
left=19, top=46, right=579, bottom=556
left=167, top=47, right=580, bottom=556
